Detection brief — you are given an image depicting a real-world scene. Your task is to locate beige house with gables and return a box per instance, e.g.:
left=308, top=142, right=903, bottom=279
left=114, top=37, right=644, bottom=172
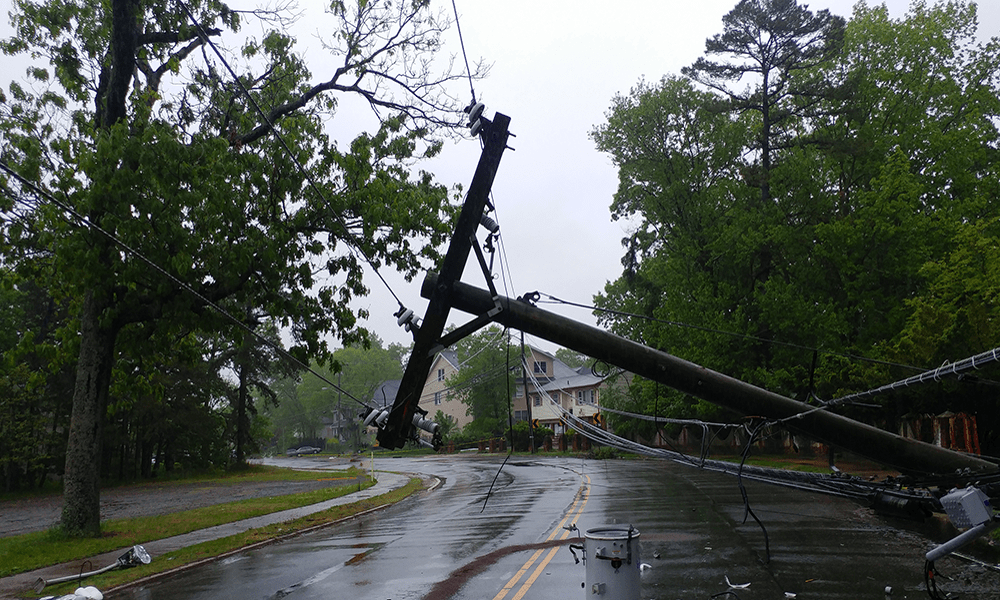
left=411, top=345, right=612, bottom=434
left=422, top=349, right=465, bottom=427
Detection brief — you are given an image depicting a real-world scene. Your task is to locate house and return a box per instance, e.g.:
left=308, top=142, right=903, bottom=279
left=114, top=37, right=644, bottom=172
left=511, top=346, right=606, bottom=435
left=430, top=345, right=613, bottom=434
left=422, top=349, right=465, bottom=427
left=368, top=345, right=617, bottom=442
left=370, top=379, right=401, bottom=411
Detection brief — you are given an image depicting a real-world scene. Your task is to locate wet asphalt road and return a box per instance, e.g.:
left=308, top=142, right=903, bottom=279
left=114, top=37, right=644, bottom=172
left=119, top=455, right=1000, bottom=600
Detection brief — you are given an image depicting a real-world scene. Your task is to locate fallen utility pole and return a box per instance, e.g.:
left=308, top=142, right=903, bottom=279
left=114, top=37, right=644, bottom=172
left=422, top=272, right=997, bottom=476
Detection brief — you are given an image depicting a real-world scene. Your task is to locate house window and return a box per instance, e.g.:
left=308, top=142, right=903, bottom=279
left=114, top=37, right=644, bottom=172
left=576, top=391, right=584, bottom=404
left=437, top=368, right=445, bottom=382
left=514, top=387, right=523, bottom=397
left=551, top=391, right=559, bottom=402
left=434, top=391, right=442, bottom=405
left=589, top=390, right=596, bottom=404
left=534, top=395, right=542, bottom=407
left=533, top=361, right=547, bottom=374
left=514, top=410, right=528, bottom=421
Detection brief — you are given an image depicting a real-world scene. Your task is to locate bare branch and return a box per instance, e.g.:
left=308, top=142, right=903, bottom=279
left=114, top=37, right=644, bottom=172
left=234, top=0, right=486, bottom=147
left=140, top=35, right=211, bottom=97
left=138, top=27, right=221, bottom=46
left=230, top=0, right=303, bottom=29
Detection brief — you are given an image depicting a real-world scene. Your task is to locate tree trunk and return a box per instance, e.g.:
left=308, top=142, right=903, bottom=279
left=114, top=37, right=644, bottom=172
left=235, top=362, right=248, bottom=466
left=58, top=0, right=138, bottom=536
left=140, top=434, right=153, bottom=479
left=60, top=290, right=117, bottom=536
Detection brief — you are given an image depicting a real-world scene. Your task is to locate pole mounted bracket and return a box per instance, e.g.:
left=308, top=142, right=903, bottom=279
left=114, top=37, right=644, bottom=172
left=375, top=111, right=513, bottom=450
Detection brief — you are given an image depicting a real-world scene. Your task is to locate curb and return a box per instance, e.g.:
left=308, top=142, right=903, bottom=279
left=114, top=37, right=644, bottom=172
left=0, top=471, right=427, bottom=599
left=105, top=478, right=431, bottom=596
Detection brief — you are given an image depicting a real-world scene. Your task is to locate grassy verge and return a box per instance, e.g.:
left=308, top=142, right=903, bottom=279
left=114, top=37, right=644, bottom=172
left=0, top=467, right=373, bottom=578
left=60, top=477, right=424, bottom=595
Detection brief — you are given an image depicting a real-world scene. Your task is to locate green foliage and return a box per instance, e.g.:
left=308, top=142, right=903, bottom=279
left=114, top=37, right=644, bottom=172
left=265, top=339, right=404, bottom=453
left=509, top=420, right=553, bottom=451
left=554, top=348, right=588, bottom=369
left=592, top=0, right=1000, bottom=445
left=589, top=446, right=619, bottom=460
left=446, top=326, right=515, bottom=438
left=895, top=218, right=1000, bottom=365
left=0, top=279, right=73, bottom=491
left=682, top=0, right=847, bottom=203
left=0, top=0, right=474, bottom=517
left=433, top=410, right=457, bottom=440
left=0, top=363, right=50, bottom=491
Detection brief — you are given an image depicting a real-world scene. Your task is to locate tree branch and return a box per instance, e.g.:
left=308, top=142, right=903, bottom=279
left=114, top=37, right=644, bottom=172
left=138, top=28, right=221, bottom=47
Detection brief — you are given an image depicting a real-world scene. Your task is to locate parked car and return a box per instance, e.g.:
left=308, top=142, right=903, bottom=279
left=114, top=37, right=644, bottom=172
left=286, top=445, right=322, bottom=457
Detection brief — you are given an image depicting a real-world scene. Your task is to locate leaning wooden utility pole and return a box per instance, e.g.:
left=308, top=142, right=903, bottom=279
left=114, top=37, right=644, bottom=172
left=375, top=109, right=512, bottom=450
left=422, top=272, right=997, bottom=476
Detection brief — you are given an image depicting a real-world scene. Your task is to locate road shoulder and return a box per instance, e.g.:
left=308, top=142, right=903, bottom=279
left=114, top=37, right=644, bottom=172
left=0, top=471, right=418, bottom=599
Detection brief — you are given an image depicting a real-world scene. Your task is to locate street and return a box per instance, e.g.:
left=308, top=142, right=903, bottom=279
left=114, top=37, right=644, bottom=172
left=120, top=455, right=1000, bottom=600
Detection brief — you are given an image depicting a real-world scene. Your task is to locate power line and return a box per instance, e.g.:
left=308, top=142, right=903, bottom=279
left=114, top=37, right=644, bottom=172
left=450, top=0, right=477, bottom=104
left=598, top=405, right=740, bottom=430
left=538, top=292, right=987, bottom=377
left=777, top=346, right=1000, bottom=425
left=176, top=0, right=407, bottom=310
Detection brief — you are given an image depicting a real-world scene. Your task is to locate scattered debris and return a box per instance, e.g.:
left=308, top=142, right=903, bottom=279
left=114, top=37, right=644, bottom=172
left=40, top=585, right=103, bottom=600
left=33, top=545, right=150, bottom=593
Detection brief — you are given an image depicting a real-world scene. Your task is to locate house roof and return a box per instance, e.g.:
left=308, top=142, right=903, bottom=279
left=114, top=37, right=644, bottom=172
left=436, top=349, right=459, bottom=370
left=372, top=345, right=613, bottom=413
left=540, top=370, right=604, bottom=393
left=526, top=346, right=579, bottom=380
left=371, top=379, right=400, bottom=408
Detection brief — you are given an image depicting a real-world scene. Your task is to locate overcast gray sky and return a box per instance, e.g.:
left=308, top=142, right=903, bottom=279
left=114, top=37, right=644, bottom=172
left=348, top=0, right=1000, bottom=354
left=2, top=0, right=997, bottom=357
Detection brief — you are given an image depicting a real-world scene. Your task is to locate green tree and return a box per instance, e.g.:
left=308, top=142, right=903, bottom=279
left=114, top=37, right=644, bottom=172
left=676, top=0, right=849, bottom=387
left=263, top=374, right=309, bottom=453
left=895, top=218, right=1000, bottom=368
left=809, top=0, right=1000, bottom=405
left=591, top=75, right=760, bottom=415
left=510, top=420, right=552, bottom=452
left=554, top=348, right=588, bottom=369
left=294, top=339, right=405, bottom=449
left=0, top=277, right=74, bottom=491
left=226, top=320, right=298, bottom=467
left=1, top=0, right=476, bottom=536
left=433, top=410, right=457, bottom=441
left=888, top=216, right=1000, bottom=449
left=592, top=0, right=1000, bottom=436
left=682, top=0, right=846, bottom=206
left=0, top=363, right=50, bottom=492
left=446, top=326, right=515, bottom=439
left=828, top=0, right=1000, bottom=212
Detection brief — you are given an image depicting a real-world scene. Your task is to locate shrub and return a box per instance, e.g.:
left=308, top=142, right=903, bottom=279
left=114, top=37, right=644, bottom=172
left=589, top=446, right=619, bottom=460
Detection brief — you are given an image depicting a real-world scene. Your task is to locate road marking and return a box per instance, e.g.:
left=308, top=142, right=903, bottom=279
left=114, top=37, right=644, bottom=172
left=491, top=473, right=591, bottom=600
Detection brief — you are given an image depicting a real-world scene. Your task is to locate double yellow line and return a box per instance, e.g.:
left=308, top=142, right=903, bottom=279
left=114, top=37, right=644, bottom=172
left=491, top=473, right=591, bottom=600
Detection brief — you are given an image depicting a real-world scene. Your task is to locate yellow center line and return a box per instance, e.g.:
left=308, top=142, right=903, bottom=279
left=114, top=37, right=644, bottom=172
left=511, top=545, right=562, bottom=600
left=492, top=474, right=591, bottom=600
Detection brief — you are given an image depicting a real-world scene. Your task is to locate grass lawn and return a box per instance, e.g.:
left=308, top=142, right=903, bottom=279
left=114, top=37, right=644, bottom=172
left=90, top=477, right=424, bottom=594
left=0, top=465, right=378, bottom=579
